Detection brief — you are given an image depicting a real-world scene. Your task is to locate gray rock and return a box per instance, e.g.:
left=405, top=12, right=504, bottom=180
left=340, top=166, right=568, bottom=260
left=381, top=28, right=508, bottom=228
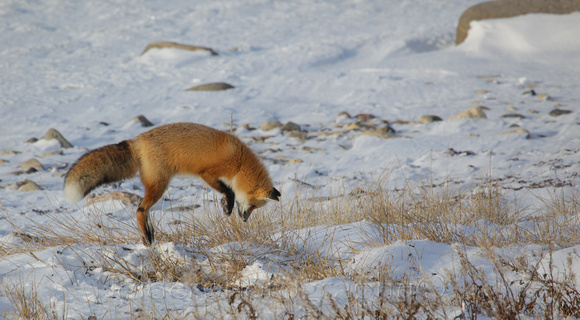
left=186, top=82, right=235, bottom=91
left=501, top=113, right=526, bottom=119
left=281, top=121, right=301, bottom=132
left=418, top=115, right=443, bottom=123
left=133, top=115, right=154, bottom=127
left=549, top=109, right=572, bottom=117
left=43, top=128, right=73, bottom=148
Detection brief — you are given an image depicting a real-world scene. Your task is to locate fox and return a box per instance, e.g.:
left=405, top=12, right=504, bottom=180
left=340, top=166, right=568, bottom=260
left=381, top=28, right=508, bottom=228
left=64, top=122, right=280, bottom=246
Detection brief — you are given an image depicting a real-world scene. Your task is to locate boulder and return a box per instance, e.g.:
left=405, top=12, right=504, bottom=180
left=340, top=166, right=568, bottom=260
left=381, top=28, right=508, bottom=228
left=456, top=0, right=580, bottom=45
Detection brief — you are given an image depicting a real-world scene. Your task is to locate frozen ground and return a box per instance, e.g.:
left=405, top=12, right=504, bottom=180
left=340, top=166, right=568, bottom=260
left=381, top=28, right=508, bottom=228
left=0, top=0, right=579, bottom=318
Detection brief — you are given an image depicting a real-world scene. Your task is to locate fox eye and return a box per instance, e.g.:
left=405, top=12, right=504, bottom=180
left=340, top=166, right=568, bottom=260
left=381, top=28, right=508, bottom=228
left=249, top=205, right=256, bottom=210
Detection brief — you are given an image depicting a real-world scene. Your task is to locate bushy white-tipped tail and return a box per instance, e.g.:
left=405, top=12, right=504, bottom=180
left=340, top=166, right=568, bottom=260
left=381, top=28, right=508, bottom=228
left=64, top=180, right=84, bottom=204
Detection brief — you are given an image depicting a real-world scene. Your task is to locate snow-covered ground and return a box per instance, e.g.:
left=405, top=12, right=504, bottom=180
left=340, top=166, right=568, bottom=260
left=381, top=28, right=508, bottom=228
left=1, top=0, right=579, bottom=318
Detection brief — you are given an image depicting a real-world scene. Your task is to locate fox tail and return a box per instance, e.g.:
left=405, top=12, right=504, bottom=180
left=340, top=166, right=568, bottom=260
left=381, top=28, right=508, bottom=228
left=64, top=141, right=138, bottom=203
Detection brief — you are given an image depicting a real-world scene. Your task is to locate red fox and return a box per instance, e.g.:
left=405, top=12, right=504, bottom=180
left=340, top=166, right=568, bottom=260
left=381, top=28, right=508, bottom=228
left=64, top=122, right=280, bottom=246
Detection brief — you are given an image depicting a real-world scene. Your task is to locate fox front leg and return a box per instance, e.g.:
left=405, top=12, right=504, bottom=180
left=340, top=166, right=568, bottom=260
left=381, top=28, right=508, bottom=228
left=217, top=181, right=235, bottom=216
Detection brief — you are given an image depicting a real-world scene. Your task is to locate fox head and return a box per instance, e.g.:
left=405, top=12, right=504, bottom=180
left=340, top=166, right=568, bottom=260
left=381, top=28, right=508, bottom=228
left=237, top=187, right=280, bottom=221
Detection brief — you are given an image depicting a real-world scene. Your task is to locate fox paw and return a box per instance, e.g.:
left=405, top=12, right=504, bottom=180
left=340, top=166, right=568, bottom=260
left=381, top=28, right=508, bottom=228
left=221, top=196, right=233, bottom=216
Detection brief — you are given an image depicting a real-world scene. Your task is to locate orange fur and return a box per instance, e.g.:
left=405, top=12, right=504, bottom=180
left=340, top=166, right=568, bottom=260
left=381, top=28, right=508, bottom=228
left=65, top=122, right=280, bottom=246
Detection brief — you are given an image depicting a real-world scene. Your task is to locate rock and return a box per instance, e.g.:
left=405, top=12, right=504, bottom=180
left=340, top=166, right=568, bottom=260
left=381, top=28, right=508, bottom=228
left=456, top=0, right=580, bottom=45
left=0, top=150, right=21, bottom=155
left=26, top=138, right=38, bottom=143
left=537, top=94, right=552, bottom=101
left=523, top=89, right=537, bottom=96
left=527, top=109, right=539, bottom=114
left=302, top=146, right=324, bottom=153
left=18, top=180, right=42, bottom=192
left=141, top=41, right=218, bottom=56
left=474, top=89, right=488, bottom=94
left=418, top=115, right=443, bottom=123
left=260, top=121, right=282, bottom=131
left=284, top=131, right=308, bottom=140
left=281, top=121, right=301, bottom=132
left=0, top=159, right=7, bottom=163
left=501, top=113, right=526, bottom=119
left=38, top=150, right=64, bottom=157
left=448, top=106, right=489, bottom=120
left=42, top=128, right=73, bottom=148
left=86, top=191, right=143, bottom=207
left=549, top=109, right=572, bottom=117
left=133, top=115, right=154, bottom=127
left=502, top=128, right=531, bottom=139
left=186, top=82, right=235, bottom=91
left=447, top=148, right=475, bottom=156
left=360, top=130, right=396, bottom=139
left=11, top=179, right=42, bottom=191
left=18, top=158, right=44, bottom=170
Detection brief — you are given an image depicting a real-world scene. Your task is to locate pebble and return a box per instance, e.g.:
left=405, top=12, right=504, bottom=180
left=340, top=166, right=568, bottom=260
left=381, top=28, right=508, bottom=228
left=281, top=121, right=301, bottom=132
left=501, top=113, right=526, bottom=119
left=537, top=94, right=552, bottom=101
left=38, top=150, right=64, bottom=157
left=284, top=131, right=307, bottom=140
left=418, top=115, right=442, bottom=123
left=133, top=115, right=154, bottom=127
left=260, top=121, right=282, bottom=131
left=448, top=106, right=489, bottom=120
left=360, top=130, right=396, bottom=139
left=0, top=150, right=21, bottom=155
left=549, top=109, right=572, bottom=117
left=186, top=82, right=235, bottom=91
left=501, top=128, right=531, bottom=139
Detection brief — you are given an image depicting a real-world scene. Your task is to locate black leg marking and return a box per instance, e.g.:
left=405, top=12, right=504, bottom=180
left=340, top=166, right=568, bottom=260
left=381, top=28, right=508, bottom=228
left=217, top=181, right=235, bottom=216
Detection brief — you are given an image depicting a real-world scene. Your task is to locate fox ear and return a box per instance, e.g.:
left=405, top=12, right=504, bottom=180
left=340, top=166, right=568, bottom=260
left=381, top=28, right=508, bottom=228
left=266, top=188, right=281, bottom=202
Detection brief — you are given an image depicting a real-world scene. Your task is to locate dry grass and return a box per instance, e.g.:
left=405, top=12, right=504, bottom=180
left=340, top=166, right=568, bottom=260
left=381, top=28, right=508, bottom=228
left=1, top=174, right=579, bottom=318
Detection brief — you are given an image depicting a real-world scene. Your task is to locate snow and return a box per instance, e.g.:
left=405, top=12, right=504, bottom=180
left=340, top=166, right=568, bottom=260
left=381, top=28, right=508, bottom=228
left=1, top=0, right=580, bottom=318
